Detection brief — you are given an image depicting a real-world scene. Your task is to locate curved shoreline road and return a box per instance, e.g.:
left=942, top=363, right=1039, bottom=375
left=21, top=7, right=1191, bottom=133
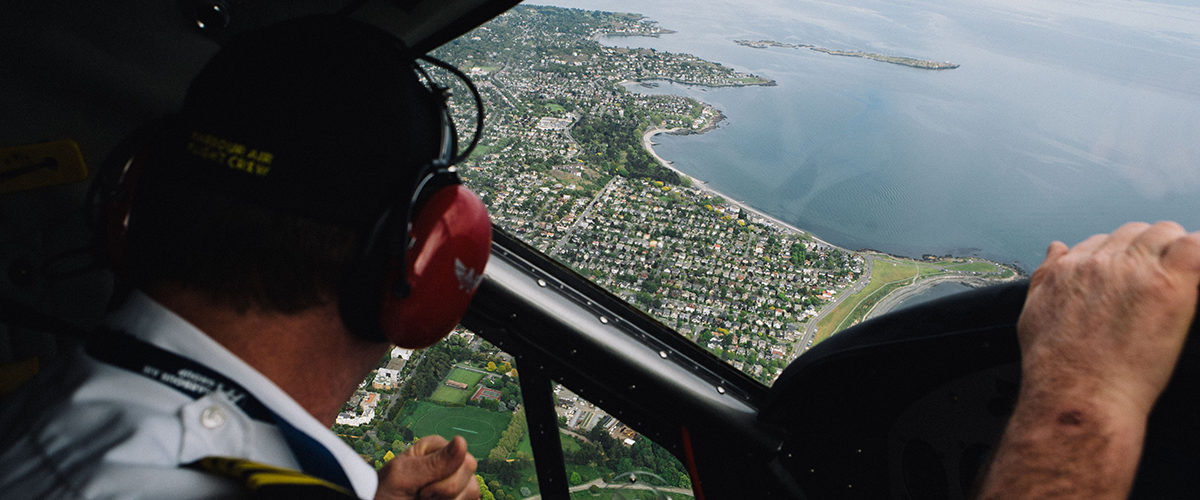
left=864, top=274, right=999, bottom=320
left=794, top=259, right=1019, bottom=360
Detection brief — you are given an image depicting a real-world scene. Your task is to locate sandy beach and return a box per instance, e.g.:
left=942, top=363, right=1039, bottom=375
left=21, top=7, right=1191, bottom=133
left=641, top=126, right=841, bottom=249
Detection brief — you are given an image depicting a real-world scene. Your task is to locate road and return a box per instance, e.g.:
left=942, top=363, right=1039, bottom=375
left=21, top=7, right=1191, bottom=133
left=795, top=257, right=1022, bottom=359
left=522, top=477, right=694, bottom=499
left=794, top=254, right=875, bottom=361
left=864, top=274, right=992, bottom=320
left=549, top=176, right=620, bottom=257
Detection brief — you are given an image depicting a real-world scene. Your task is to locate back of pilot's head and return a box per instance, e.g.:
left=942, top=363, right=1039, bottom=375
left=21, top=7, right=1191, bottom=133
left=125, top=15, right=445, bottom=313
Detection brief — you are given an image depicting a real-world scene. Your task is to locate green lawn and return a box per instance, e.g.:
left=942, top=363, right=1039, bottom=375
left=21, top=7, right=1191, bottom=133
left=815, top=257, right=954, bottom=343
left=815, top=257, right=920, bottom=340
left=430, top=367, right=485, bottom=404
left=447, top=367, right=484, bottom=386
left=943, top=261, right=1000, bottom=273
left=401, top=402, right=512, bottom=457
left=430, top=386, right=469, bottom=404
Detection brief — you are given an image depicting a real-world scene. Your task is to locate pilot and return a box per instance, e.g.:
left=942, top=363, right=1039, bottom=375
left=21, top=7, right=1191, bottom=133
left=980, top=221, right=1200, bottom=498
left=0, top=16, right=489, bottom=500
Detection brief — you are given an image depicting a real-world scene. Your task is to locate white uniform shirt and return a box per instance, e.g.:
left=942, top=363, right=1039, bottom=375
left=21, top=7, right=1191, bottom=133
left=0, top=292, right=379, bottom=499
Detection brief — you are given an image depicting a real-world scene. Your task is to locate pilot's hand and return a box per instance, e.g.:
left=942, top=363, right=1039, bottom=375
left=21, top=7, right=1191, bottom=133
left=1018, top=221, right=1200, bottom=415
left=980, top=221, right=1200, bottom=499
left=375, top=435, right=479, bottom=500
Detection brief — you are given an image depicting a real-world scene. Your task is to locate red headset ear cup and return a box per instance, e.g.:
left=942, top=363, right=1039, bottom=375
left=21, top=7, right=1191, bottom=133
left=381, top=184, right=491, bottom=348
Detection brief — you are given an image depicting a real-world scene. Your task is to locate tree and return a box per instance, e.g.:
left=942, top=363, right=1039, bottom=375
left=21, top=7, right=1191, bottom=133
left=377, top=421, right=396, bottom=442
left=569, top=470, right=582, bottom=485
left=477, top=476, right=496, bottom=500
left=488, top=446, right=509, bottom=462
left=354, top=438, right=374, bottom=456
left=497, top=463, right=520, bottom=485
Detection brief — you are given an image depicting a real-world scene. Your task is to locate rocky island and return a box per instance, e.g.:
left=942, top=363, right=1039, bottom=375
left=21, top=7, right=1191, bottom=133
left=735, top=39, right=959, bottom=70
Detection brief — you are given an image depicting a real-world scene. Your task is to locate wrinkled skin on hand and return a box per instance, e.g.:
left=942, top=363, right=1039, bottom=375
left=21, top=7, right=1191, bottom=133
left=375, top=435, right=480, bottom=500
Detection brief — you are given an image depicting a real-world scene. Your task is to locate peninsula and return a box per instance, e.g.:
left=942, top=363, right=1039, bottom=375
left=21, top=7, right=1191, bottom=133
left=735, top=39, right=960, bottom=70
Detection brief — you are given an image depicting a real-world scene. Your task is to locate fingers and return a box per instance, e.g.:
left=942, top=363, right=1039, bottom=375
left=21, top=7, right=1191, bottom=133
left=433, top=436, right=467, bottom=470
left=1069, top=232, right=1112, bottom=255
left=1162, top=231, right=1200, bottom=277
left=1061, top=221, right=1191, bottom=263
left=408, top=435, right=466, bottom=480
left=406, top=435, right=450, bottom=457
left=416, top=437, right=478, bottom=500
left=1030, top=241, right=1070, bottom=288
left=1018, top=220, right=1200, bottom=414
left=1072, top=221, right=1186, bottom=255
left=1076, top=221, right=1200, bottom=277
left=1044, top=240, right=1069, bottom=262
left=1095, top=221, right=1151, bottom=252
left=377, top=435, right=477, bottom=500
left=1128, top=221, right=1186, bottom=258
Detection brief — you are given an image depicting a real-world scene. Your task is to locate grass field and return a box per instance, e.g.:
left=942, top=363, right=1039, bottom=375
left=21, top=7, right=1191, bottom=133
left=447, top=367, right=484, bottom=386
left=943, top=261, right=1000, bottom=273
left=400, top=402, right=512, bottom=457
left=430, top=367, right=486, bottom=404
left=815, top=257, right=945, bottom=343
left=812, top=256, right=1020, bottom=345
left=430, top=386, right=469, bottom=404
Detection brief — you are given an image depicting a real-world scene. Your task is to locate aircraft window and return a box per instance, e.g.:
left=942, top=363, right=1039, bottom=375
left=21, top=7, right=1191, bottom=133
left=424, top=5, right=836, bottom=388
left=330, top=329, right=692, bottom=498
left=551, top=383, right=694, bottom=497
left=332, top=331, right=541, bottom=498
left=424, top=3, right=1025, bottom=388
left=350, top=0, right=1200, bottom=490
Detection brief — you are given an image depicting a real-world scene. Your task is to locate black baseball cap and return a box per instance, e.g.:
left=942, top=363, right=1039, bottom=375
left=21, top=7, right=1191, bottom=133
left=149, top=15, right=445, bottom=229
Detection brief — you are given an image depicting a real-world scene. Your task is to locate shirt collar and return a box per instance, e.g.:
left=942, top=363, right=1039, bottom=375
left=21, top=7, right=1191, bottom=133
left=105, top=291, right=379, bottom=498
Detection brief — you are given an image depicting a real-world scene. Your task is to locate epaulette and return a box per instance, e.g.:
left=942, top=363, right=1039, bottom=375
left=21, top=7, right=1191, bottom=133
left=185, top=456, right=359, bottom=499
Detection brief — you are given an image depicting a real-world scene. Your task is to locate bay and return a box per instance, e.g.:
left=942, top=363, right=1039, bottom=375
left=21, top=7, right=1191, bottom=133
left=531, top=0, right=1200, bottom=270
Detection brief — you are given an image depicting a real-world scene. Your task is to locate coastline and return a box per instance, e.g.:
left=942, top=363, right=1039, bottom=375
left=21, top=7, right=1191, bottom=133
left=639, top=126, right=1020, bottom=331
left=641, top=126, right=840, bottom=250
left=863, top=274, right=996, bottom=320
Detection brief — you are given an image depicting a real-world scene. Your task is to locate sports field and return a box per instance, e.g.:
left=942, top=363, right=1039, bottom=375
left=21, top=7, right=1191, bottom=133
left=431, top=386, right=469, bottom=404
left=430, top=367, right=486, bottom=404
left=402, top=402, right=512, bottom=457
left=447, top=367, right=484, bottom=386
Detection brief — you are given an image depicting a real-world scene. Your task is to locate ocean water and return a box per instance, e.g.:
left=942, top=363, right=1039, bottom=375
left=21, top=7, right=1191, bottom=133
left=531, top=0, right=1200, bottom=271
